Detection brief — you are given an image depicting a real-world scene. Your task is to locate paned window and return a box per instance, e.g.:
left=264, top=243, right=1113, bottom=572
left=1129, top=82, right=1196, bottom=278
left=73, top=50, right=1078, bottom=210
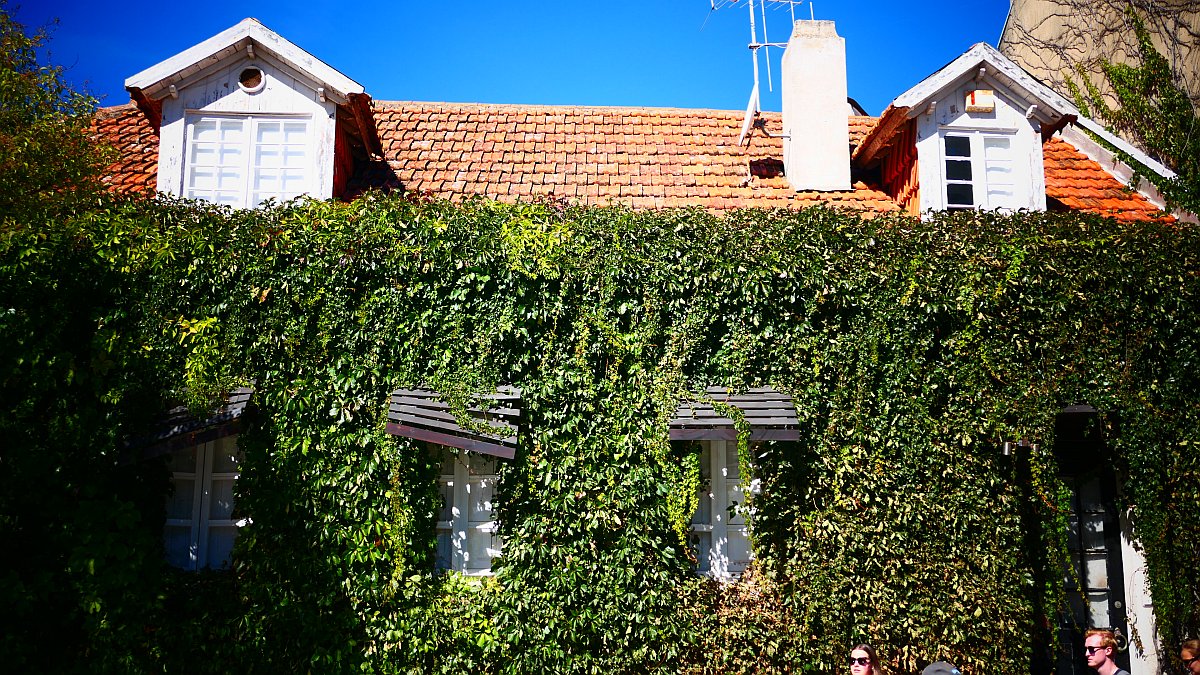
left=185, top=115, right=310, bottom=208
left=690, top=440, right=752, bottom=578
left=164, top=435, right=243, bottom=570
left=942, top=131, right=1017, bottom=210
left=435, top=446, right=502, bottom=575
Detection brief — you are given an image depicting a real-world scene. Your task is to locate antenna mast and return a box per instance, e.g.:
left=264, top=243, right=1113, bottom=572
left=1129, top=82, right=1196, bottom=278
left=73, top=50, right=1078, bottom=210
left=731, top=0, right=805, bottom=145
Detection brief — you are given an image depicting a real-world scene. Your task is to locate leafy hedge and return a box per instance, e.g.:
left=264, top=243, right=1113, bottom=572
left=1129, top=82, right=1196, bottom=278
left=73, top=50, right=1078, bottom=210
left=3, top=188, right=1199, bottom=674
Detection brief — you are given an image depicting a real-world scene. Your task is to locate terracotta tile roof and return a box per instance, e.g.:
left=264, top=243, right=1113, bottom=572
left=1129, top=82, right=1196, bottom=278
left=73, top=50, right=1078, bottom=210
left=847, top=115, right=878, bottom=148
left=371, top=102, right=898, bottom=212
left=90, top=103, right=158, bottom=195
left=90, top=101, right=1172, bottom=222
left=1043, top=137, right=1172, bottom=222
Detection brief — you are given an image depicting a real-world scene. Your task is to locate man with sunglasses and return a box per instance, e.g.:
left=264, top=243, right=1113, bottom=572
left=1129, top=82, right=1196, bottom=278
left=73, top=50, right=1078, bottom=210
left=1084, top=629, right=1130, bottom=675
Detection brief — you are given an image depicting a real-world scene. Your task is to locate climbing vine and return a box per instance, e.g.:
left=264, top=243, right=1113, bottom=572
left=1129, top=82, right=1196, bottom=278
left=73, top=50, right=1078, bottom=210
left=4, top=186, right=1199, bottom=673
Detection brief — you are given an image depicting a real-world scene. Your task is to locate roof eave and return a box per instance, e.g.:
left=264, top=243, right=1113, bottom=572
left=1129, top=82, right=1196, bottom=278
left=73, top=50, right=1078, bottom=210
left=123, top=18, right=365, bottom=104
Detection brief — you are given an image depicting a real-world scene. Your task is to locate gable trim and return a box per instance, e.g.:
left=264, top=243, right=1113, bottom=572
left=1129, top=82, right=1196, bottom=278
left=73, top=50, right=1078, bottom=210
left=125, top=18, right=364, bottom=104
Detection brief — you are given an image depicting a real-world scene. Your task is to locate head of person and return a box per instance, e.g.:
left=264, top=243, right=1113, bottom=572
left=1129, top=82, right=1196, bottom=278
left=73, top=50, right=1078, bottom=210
left=1084, top=629, right=1117, bottom=670
left=849, top=644, right=878, bottom=675
left=1182, top=638, right=1200, bottom=675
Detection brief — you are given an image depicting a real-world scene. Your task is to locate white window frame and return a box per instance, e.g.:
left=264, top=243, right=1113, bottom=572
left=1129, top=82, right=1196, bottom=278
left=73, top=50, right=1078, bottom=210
left=690, top=440, right=754, bottom=579
left=183, top=112, right=314, bottom=209
left=939, top=128, right=1023, bottom=211
left=164, top=435, right=244, bottom=571
left=435, top=445, right=502, bottom=576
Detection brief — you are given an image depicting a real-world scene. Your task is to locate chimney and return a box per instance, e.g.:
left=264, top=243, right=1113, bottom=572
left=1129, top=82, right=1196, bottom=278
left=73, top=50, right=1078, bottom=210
left=780, top=21, right=851, bottom=191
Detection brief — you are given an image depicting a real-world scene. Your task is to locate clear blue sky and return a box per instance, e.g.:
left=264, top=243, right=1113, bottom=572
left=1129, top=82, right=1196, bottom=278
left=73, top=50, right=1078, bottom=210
left=16, top=0, right=1011, bottom=117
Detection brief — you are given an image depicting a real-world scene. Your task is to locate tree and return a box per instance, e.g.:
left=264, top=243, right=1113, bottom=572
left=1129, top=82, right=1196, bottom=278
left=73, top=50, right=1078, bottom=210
left=0, top=3, right=109, bottom=226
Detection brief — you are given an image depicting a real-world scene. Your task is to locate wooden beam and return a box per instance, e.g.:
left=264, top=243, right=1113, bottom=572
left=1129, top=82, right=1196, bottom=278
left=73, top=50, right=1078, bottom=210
left=851, top=105, right=910, bottom=168
left=348, top=93, right=383, bottom=159
left=386, top=423, right=516, bottom=459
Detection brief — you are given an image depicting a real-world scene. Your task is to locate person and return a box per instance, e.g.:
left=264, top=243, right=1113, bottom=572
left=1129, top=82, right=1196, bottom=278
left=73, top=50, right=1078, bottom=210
left=848, top=644, right=879, bottom=675
left=1084, top=629, right=1130, bottom=675
left=920, top=661, right=962, bottom=675
left=1182, top=638, right=1200, bottom=675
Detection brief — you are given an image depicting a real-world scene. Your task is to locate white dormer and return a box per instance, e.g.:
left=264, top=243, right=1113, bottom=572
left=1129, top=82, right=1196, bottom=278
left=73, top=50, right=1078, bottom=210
left=125, top=19, right=379, bottom=208
left=874, top=42, right=1177, bottom=215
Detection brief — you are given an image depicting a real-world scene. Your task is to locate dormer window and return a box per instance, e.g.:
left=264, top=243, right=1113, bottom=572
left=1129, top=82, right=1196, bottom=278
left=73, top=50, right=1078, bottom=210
left=124, top=19, right=381, bottom=209
left=185, top=114, right=312, bottom=207
left=942, top=130, right=1018, bottom=210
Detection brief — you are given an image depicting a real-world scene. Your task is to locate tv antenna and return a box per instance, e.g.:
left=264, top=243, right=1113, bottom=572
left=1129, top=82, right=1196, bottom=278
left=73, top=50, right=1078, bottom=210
left=708, top=0, right=814, bottom=144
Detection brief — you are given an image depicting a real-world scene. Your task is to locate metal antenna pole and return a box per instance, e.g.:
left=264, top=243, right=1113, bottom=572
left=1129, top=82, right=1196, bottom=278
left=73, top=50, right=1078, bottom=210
left=761, top=0, right=773, bottom=92
left=748, top=0, right=760, bottom=97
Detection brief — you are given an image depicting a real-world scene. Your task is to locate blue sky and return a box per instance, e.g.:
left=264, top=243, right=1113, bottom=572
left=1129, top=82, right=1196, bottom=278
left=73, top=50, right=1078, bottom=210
left=16, top=0, right=1011, bottom=117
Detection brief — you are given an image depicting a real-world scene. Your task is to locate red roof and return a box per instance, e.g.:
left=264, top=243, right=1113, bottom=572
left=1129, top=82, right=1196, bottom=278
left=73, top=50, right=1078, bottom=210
left=90, top=103, right=158, bottom=195
left=1043, top=137, right=1172, bottom=222
left=89, top=101, right=1170, bottom=221
left=371, top=102, right=895, bottom=211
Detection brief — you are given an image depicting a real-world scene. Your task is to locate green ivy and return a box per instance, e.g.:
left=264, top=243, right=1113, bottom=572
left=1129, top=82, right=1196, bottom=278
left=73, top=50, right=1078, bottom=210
left=5, top=186, right=1200, bottom=673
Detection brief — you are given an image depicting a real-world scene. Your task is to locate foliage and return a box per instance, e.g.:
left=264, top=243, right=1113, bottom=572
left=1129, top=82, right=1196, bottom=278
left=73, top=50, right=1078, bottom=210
left=1067, top=4, right=1200, bottom=214
left=4, top=178, right=1200, bottom=673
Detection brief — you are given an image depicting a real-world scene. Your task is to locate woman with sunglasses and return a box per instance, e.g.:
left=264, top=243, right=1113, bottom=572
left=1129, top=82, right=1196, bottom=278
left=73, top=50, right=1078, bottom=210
left=1182, top=639, right=1200, bottom=675
left=848, top=644, right=879, bottom=675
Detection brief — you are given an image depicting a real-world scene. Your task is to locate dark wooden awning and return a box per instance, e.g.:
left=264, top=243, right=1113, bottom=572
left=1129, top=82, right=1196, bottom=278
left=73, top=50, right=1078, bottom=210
left=386, top=387, right=521, bottom=459
left=670, top=386, right=799, bottom=441
left=127, top=387, right=254, bottom=461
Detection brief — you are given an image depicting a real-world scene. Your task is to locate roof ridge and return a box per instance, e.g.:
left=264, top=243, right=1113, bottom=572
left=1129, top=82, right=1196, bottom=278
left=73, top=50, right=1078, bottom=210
left=371, top=100, right=785, bottom=117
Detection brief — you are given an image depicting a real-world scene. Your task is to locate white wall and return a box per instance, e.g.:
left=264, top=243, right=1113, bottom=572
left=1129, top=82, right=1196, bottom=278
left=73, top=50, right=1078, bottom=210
left=156, top=51, right=337, bottom=200
left=915, top=77, right=1047, bottom=213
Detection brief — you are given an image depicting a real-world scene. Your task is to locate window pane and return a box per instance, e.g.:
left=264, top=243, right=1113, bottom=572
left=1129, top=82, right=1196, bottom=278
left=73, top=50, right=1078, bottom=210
left=256, top=122, right=282, bottom=144
left=946, top=159, right=973, bottom=181
left=257, top=146, right=283, bottom=169
left=219, top=121, right=243, bottom=142
left=190, top=144, right=216, bottom=166
left=468, top=453, right=497, bottom=476
left=944, top=135, right=971, bottom=157
left=464, top=529, right=501, bottom=571
left=724, top=444, right=740, bottom=480
left=166, top=478, right=196, bottom=519
left=166, top=446, right=198, bottom=474
left=467, top=478, right=494, bottom=524
left=435, top=529, right=453, bottom=571
left=283, top=122, right=307, bottom=143
left=983, top=135, right=1011, bottom=157
left=438, top=480, right=455, bottom=521
left=727, top=527, right=752, bottom=570
left=1083, top=551, right=1110, bottom=590
left=206, top=525, right=237, bottom=569
left=164, top=525, right=195, bottom=569
left=947, top=183, right=974, bottom=206
left=692, top=531, right=712, bottom=573
left=212, top=436, right=240, bottom=472
left=192, top=120, right=218, bottom=142
left=1087, top=591, right=1111, bottom=627
left=692, top=485, right=713, bottom=525
left=209, top=478, right=236, bottom=519
left=188, top=169, right=215, bottom=192
left=729, top=481, right=747, bottom=525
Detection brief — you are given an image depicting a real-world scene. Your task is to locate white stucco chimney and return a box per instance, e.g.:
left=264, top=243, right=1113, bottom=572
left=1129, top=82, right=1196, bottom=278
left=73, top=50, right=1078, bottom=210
left=780, top=21, right=851, bottom=191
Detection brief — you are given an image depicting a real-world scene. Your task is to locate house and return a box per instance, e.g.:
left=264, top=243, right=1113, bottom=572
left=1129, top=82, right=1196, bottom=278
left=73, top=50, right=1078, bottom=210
left=95, top=17, right=1184, bottom=674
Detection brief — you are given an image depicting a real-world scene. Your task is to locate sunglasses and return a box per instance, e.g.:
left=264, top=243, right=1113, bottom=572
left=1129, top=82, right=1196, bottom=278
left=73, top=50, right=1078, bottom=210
left=1085, top=646, right=1108, bottom=655
left=848, top=657, right=871, bottom=666
left=1183, top=656, right=1199, bottom=667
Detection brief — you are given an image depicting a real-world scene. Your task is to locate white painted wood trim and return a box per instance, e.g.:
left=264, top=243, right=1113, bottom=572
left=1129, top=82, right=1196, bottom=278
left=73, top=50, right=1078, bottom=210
left=126, top=18, right=363, bottom=101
